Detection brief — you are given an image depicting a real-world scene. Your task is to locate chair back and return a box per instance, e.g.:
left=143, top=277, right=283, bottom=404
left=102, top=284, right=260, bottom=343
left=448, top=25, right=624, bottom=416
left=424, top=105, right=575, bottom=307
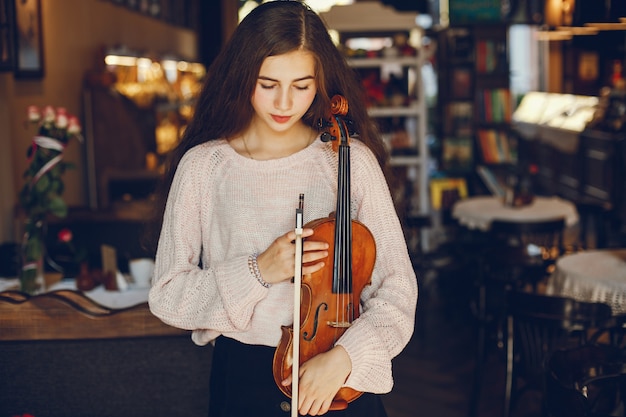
left=503, top=290, right=613, bottom=417
left=487, top=218, right=567, bottom=292
left=545, top=345, right=626, bottom=417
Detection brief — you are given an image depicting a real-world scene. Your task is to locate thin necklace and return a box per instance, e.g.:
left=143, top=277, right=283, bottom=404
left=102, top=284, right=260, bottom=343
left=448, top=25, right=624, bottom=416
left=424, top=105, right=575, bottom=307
left=242, top=136, right=254, bottom=159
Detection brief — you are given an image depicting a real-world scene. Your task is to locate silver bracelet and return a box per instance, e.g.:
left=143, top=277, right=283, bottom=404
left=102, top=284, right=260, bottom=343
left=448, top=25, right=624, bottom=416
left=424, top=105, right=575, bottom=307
left=248, top=253, right=271, bottom=288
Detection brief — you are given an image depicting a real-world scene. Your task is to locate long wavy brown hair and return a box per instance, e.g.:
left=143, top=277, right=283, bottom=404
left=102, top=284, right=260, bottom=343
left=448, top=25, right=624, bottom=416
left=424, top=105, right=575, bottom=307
left=146, top=0, right=390, bottom=250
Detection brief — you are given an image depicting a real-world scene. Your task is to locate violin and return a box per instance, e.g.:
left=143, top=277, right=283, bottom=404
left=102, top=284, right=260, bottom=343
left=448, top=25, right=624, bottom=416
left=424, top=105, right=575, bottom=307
left=272, top=95, right=377, bottom=412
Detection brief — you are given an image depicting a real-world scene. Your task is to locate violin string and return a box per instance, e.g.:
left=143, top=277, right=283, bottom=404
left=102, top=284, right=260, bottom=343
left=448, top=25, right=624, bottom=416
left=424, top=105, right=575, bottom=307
left=343, top=143, right=351, bottom=323
left=345, top=145, right=354, bottom=323
left=336, top=143, right=344, bottom=326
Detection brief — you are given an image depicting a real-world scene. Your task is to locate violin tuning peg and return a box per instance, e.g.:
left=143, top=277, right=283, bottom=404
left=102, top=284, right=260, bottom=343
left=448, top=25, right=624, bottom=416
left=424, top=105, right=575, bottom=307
left=320, top=132, right=335, bottom=142
left=346, top=119, right=357, bottom=136
left=317, top=118, right=333, bottom=128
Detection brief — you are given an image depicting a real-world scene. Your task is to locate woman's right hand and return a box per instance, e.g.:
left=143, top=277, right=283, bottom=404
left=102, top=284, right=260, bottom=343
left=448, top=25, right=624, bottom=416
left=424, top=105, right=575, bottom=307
left=256, top=228, right=328, bottom=285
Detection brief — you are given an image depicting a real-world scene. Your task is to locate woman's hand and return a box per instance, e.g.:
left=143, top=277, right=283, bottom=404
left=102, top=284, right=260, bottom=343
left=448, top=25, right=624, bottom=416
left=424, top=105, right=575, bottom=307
left=282, top=345, right=352, bottom=415
left=256, top=228, right=328, bottom=285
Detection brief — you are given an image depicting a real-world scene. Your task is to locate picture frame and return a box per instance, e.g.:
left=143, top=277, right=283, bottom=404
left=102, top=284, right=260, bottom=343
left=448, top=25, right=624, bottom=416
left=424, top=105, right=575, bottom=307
left=0, top=0, right=15, bottom=71
left=13, top=0, right=44, bottom=79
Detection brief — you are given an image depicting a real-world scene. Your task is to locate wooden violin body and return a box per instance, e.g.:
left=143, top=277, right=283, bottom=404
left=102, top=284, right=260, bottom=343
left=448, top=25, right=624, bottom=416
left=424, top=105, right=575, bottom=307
left=272, top=217, right=375, bottom=408
left=272, top=95, right=376, bottom=411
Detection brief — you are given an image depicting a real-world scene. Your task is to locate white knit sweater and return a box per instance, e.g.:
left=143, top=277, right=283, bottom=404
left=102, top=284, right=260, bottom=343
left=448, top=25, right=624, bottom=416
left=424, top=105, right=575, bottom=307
left=148, top=137, right=418, bottom=393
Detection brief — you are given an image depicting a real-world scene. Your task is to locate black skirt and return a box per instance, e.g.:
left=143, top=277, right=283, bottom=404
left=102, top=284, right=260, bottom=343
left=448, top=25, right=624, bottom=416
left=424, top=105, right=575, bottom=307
left=208, top=336, right=388, bottom=417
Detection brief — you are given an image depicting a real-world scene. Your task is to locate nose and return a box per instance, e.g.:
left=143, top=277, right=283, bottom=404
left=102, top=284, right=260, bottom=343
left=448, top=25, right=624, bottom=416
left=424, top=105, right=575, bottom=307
left=274, top=87, right=292, bottom=111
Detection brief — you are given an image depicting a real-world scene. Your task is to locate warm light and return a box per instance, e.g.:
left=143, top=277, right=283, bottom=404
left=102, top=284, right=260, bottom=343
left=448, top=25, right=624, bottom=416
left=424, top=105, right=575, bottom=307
left=584, top=21, right=626, bottom=30
left=136, top=57, right=152, bottom=68
left=176, top=61, right=206, bottom=78
left=166, top=60, right=183, bottom=71
left=177, top=61, right=189, bottom=71
left=188, top=63, right=206, bottom=77
left=104, top=55, right=137, bottom=66
left=161, top=59, right=179, bottom=83
left=535, top=29, right=573, bottom=41
left=136, top=58, right=152, bottom=83
left=556, top=26, right=598, bottom=35
left=307, top=0, right=353, bottom=13
left=544, top=0, right=575, bottom=26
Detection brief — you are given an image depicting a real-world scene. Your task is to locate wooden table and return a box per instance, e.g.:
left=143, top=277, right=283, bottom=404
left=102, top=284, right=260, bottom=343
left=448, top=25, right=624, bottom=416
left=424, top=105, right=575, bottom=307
left=0, top=289, right=187, bottom=341
left=546, top=249, right=626, bottom=315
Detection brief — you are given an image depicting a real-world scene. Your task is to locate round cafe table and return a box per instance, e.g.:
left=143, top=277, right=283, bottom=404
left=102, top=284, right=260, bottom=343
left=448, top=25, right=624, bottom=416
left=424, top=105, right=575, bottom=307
left=546, top=249, right=626, bottom=314
left=452, top=195, right=579, bottom=231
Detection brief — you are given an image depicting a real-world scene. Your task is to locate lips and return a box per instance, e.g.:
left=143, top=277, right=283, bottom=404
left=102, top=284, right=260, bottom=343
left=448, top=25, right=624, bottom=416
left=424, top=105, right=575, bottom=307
left=271, top=115, right=291, bottom=123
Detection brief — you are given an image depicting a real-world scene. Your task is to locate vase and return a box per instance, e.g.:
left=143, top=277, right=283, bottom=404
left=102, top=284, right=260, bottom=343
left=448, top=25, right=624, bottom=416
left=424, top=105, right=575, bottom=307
left=20, top=218, right=46, bottom=295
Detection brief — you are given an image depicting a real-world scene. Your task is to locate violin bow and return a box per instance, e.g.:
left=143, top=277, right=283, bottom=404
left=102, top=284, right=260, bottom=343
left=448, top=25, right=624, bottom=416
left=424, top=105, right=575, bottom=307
left=291, top=193, right=305, bottom=417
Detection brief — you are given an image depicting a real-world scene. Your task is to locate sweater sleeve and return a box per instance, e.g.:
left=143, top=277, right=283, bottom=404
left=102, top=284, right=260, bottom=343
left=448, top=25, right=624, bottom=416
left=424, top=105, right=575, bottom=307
left=335, top=143, right=418, bottom=393
left=148, top=148, right=268, bottom=343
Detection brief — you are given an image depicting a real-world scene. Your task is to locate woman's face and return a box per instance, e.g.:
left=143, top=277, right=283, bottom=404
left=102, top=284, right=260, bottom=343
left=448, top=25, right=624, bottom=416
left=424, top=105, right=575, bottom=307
left=251, top=50, right=317, bottom=134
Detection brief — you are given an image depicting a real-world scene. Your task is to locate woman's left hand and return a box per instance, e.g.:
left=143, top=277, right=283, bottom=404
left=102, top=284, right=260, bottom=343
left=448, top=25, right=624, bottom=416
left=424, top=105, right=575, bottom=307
left=282, top=345, right=352, bottom=415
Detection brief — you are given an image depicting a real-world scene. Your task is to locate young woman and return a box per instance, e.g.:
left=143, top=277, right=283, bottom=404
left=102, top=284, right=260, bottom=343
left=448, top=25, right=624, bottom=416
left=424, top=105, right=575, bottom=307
left=148, top=1, right=418, bottom=416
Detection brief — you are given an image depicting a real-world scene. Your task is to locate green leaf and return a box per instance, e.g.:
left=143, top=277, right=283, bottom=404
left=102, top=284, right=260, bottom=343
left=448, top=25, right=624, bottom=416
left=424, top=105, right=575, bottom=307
left=24, top=236, right=43, bottom=261
left=50, top=179, right=62, bottom=193
left=34, top=175, right=50, bottom=193
left=48, top=195, right=68, bottom=217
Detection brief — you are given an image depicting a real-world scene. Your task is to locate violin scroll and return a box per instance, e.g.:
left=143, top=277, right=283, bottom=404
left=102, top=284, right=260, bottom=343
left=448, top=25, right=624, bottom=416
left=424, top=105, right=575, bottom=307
left=319, top=95, right=353, bottom=151
left=330, top=94, right=349, bottom=117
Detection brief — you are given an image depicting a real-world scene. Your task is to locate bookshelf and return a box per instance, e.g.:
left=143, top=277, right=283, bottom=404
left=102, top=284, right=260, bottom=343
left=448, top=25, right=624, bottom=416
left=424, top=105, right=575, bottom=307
left=437, top=23, right=515, bottom=190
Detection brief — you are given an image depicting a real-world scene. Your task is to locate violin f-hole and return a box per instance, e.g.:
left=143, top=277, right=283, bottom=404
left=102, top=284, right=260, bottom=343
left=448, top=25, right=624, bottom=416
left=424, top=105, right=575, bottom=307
left=303, top=302, right=328, bottom=341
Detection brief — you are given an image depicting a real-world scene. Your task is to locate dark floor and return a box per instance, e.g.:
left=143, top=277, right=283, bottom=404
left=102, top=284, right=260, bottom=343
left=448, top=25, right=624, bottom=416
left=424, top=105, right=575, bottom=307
left=380, top=250, right=543, bottom=417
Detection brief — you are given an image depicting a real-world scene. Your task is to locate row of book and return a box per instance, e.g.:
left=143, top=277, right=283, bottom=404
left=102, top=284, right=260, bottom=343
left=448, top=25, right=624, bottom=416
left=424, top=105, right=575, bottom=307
left=476, top=88, right=512, bottom=123
left=475, top=39, right=506, bottom=74
left=477, top=129, right=517, bottom=164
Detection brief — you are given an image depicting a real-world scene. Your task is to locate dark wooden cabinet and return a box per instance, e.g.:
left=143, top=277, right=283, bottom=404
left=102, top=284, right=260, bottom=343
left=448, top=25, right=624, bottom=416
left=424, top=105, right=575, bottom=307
left=517, top=126, right=626, bottom=244
left=518, top=128, right=624, bottom=206
left=579, top=129, right=623, bottom=206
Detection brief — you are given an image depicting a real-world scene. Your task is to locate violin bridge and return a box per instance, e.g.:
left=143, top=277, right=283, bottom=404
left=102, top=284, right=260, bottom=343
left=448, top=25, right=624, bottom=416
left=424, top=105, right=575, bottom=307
left=327, top=321, right=351, bottom=328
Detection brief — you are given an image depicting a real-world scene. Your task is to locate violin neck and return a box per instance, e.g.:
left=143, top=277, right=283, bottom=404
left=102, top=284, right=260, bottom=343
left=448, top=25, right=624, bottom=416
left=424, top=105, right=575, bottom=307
left=333, top=141, right=352, bottom=294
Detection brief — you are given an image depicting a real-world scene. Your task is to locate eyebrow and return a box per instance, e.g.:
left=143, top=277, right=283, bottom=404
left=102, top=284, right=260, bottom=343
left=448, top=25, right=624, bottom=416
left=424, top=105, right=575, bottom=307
left=258, top=75, right=315, bottom=82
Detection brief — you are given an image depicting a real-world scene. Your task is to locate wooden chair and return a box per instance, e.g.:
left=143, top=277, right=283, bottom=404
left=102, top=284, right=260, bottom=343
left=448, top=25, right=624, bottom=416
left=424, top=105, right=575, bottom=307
left=474, top=217, right=568, bottom=348
left=0, top=290, right=212, bottom=417
left=468, top=218, right=569, bottom=417
left=545, top=344, right=626, bottom=417
left=488, top=217, right=567, bottom=291
left=503, top=291, right=613, bottom=417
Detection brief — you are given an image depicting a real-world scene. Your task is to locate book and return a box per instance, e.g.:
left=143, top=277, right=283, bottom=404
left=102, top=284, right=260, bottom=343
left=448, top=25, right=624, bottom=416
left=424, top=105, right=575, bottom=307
left=478, top=88, right=511, bottom=122
left=476, top=165, right=505, bottom=197
left=442, top=136, right=473, bottom=172
left=477, top=129, right=515, bottom=163
left=446, top=102, right=473, bottom=136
